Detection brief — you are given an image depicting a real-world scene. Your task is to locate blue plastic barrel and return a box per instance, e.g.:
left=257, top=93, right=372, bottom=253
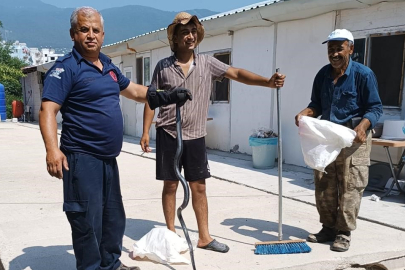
left=249, top=136, right=278, bottom=169
left=0, top=83, right=6, bottom=122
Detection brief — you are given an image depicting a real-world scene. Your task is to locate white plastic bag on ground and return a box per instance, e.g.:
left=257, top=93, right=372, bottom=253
left=132, top=228, right=190, bottom=265
left=298, top=116, right=356, bottom=172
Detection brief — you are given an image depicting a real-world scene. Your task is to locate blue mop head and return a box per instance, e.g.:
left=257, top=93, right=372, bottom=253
left=255, top=241, right=311, bottom=255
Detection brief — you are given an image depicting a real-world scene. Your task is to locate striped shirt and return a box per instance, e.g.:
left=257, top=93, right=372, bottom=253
left=152, top=53, right=229, bottom=140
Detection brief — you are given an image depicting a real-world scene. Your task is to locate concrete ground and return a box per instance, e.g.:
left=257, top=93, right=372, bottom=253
left=0, top=122, right=404, bottom=270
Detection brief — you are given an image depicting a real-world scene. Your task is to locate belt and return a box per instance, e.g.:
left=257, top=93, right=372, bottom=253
left=345, top=117, right=362, bottom=129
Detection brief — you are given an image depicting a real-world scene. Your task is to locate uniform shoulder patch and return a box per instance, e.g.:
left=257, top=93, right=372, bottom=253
left=109, top=70, right=118, bottom=82
left=49, top=68, right=65, bottom=79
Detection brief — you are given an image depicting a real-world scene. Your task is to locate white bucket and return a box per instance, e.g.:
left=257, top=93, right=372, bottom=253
left=12, top=118, right=18, bottom=123
left=380, top=120, right=405, bottom=140
left=252, top=144, right=277, bottom=169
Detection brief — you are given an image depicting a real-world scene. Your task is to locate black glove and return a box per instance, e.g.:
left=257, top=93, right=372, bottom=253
left=147, top=85, right=192, bottom=110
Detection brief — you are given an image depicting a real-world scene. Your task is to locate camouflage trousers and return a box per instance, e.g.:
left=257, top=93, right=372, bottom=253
left=314, top=132, right=371, bottom=232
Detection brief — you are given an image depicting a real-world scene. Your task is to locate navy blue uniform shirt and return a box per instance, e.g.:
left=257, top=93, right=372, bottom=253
left=308, top=59, right=383, bottom=129
left=42, top=47, right=130, bottom=158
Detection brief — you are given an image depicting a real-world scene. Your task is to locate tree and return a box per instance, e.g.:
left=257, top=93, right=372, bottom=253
left=0, top=20, right=27, bottom=119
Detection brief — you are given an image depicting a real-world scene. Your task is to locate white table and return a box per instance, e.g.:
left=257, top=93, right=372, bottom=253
left=372, top=138, right=405, bottom=198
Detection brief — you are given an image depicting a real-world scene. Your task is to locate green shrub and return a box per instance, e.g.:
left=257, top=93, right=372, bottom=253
left=0, top=20, right=28, bottom=120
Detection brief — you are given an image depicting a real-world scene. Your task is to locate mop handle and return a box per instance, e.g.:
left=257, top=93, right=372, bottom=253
left=174, top=104, right=196, bottom=270
left=276, top=68, right=283, bottom=241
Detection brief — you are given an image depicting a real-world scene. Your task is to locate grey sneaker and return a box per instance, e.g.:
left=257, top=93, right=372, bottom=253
left=116, top=264, right=140, bottom=270
left=331, top=234, right=351, bottom=252
left=307, top=226, right=336, bottom=243
left=198, top=239, right=229, bottom=253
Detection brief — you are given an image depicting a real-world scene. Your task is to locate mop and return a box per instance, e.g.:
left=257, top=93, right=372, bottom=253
left=174, top=103, right=197, bottom=269
left=254, top=68, right=311, bottom=255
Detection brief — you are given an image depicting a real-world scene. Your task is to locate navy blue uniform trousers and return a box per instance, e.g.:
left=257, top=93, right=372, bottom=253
left=63, top=152, right=125, bottom=270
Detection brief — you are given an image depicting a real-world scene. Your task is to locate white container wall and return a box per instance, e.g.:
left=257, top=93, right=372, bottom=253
left=275, top=12, right=336, bottom=167
left=230, top=26, right=275, bottom=155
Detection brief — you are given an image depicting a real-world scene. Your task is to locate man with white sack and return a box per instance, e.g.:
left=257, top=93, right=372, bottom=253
left=295, top=29, right=382, bottom=252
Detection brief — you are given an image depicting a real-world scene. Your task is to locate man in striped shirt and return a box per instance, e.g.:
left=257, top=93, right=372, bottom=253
left=141, top=12, right=285, bottom=253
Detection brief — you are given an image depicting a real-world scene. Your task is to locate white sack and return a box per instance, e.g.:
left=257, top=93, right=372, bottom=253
left=298, top=116, right=356, bottom=172
left=132, top=228, right=191, bottom=265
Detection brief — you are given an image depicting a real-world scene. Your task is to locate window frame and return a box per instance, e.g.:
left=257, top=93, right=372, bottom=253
left=123, top=66, right=133, bottom=81
left=199, top=49, right=232, bottom=104
left=212, top=51, right=231, bottom=103
left=353, top=32, right=405, bottom=109
left=135, top=57, right=143, bottom=85
left=143, top=56, right=151, bottom=86
left=134, top=54, right=151, bottom=86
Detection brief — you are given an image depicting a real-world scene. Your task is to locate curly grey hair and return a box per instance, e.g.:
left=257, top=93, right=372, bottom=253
left=70, top=6, right=104, bottom=29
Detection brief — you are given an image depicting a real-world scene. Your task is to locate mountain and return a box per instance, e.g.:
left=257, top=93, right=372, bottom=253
left=0, top=0, right=218, bottom=53
left=102, top=6, right=216, bottom=46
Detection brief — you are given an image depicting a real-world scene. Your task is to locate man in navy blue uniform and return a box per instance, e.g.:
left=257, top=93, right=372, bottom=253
left=295, top=29, right=382, bottom=252
left=39, top=6, right=190, bottom=270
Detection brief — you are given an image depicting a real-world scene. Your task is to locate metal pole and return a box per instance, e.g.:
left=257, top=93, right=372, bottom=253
left=276, top=68, right=283, bottom=241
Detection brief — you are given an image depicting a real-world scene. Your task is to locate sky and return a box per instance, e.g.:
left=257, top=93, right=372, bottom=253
left=40, top=0, right=269, bottom=13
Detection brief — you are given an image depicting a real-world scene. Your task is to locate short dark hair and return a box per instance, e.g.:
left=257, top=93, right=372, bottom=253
left=173, top=21, right=197, bottom=36
left=172, top=21, right=197, bottom=51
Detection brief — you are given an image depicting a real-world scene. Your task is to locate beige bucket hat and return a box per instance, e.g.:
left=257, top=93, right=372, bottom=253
left=167, top=12, right=205, bottom=52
